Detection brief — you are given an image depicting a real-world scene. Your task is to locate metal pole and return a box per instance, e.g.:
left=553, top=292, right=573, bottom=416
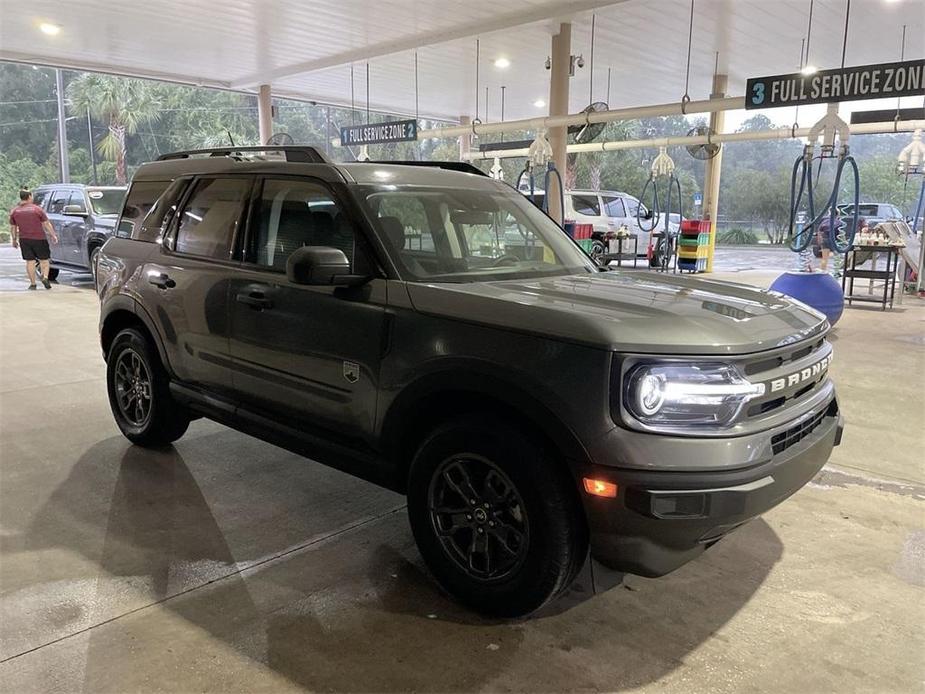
left=548, top=22, right=571, bottom=225
left=703, top=73, right=728, bottom=272
left=86, top=107, right=97, bottom=185
left=55, top=69, right=70, bottom=183
left=257, top=84, right=273, bottom=144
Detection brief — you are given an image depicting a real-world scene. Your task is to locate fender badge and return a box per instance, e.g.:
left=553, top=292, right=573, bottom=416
left=343, top=361, right=359, bottom=384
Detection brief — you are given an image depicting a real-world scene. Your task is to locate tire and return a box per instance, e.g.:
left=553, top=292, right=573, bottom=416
left=407, top=416, right=587, bottom=618
left=89, top=246, right=101, bottom=282
left=106, top=328, right=190, bottom=447
left=589, top=240, right=606, bottom=263
left=46, top=267, right=60, bottom=281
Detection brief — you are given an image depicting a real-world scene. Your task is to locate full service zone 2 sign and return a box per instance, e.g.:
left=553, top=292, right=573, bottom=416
left=340, top=120, right=418, bottom=146
left=746, top=60, right=924, bottom=110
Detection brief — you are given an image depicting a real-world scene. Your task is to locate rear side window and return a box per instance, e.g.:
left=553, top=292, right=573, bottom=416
left=32, top=190, right=48, bottom=208
left=135, top=179, right=190, bottom=243
left=571, top=194, right=601, bottom=216
left=118, top=180, right=170, bottom=239
left=602, top=196, right=626, bottom=217
left=173, top=177, right=250, bottom=260
left=48, top=189, right=69, bottom=214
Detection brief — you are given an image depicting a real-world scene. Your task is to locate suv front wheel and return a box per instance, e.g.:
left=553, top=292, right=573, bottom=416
left=106, top=328, right=190, bottom=447
left=408, top=416, right=587, bottom=617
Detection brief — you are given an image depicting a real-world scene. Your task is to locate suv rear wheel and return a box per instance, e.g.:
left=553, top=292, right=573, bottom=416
left=407, top=416, right=587, bottom=617
left=106, top=328, right=190, bottom=447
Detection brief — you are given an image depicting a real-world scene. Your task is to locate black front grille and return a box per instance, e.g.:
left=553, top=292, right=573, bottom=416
left=771, top=401, right=838, bottom=455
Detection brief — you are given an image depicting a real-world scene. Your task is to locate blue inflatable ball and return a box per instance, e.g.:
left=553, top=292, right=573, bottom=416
left=770, top=271, right=844, bottom=326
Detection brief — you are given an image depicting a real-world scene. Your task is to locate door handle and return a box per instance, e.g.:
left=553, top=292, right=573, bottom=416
left=236, top=290, right=273, bottom=310
left=148, top=272, right=176, bottom=289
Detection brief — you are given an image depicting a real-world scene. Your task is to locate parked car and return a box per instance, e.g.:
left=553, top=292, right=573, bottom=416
left=520, top=188, right=677, bottom=260
left=32, top=184, right=126, bottom=280
left=97, top=147, right=843, bottom=618
left=837, top=202, right=905, bottom=229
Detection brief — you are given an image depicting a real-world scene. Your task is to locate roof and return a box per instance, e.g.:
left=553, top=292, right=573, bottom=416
left=131, top=155, right=500, bottom=188
left=2, top=0, right=921, bottom=122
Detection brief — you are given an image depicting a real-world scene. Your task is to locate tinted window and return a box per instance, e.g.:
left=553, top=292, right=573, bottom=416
left=174, top=177, right=250, bottom=259
left=602, top=196, right=626, bottom=217
left=136, top=179, right=190, bottom=243
left=32, top=190, right=48, bottom=208
left=48, top=189, right=69, bottom=214
left=571, top=194, right=601, bottom=216
left=118, top=180, right=170, bottom=239
left=251, top=178, right=354, bottom=271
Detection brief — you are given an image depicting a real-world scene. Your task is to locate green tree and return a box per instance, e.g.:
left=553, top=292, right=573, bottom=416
left=67, top=75, right=161, bottom=184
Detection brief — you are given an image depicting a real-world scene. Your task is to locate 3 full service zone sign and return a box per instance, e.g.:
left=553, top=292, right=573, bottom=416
left=745, top=59, right=924, bottom=110
left=340, top=119, right=418, bottom=146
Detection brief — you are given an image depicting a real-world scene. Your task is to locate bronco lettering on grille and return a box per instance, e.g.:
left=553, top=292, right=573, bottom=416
left=768, top=353, right=833, bottom=393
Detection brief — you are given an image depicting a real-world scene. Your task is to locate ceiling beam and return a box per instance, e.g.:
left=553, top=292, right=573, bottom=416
left=0, top=50, right=233, bottom=91
left=229, top=0, right=629, bottom=88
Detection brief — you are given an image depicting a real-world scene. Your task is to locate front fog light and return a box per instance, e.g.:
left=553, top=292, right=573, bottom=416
left=625, top=363, right=765, bottom=428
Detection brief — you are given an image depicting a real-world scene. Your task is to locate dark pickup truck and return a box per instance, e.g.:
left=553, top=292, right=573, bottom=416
left=96, top=146, right=843, bottom=617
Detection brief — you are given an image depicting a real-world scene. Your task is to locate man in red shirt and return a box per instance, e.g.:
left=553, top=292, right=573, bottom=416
left=9, top=189, right=58, bottom=290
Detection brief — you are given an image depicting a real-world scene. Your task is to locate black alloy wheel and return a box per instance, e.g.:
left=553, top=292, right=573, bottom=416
left=113, top=348, right=153, bottom=428
left=428, top=455, right=529, bottom=582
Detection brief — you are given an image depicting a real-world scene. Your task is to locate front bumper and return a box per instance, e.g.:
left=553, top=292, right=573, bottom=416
left=578, top=398, right=843, bottom=577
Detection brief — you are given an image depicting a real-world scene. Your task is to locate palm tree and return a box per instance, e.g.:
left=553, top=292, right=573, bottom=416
left=67, top=75, right=161, bottom=185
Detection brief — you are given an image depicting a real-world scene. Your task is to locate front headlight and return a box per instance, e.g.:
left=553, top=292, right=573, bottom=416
left=624, top=363, right=765, bottom=428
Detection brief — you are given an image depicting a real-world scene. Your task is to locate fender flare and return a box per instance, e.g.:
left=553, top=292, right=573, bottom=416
left=379, top=359, right=592, bottom=470
left=99, top=294, right=175, bottom=377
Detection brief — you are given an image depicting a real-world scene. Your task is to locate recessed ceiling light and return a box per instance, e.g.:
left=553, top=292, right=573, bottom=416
left=494, top=57, right=511, bottom=69
left=39, top=22, right=61, bottom=36
left=534, top=99, right=546, bottom=108
left=801, top=65, right=818, bottom=76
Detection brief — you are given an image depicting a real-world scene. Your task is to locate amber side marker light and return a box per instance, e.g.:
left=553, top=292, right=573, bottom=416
left=583, top=478, right=618, bottom=498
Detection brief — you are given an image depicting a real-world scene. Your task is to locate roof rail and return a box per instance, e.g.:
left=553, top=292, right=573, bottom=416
left=363, top=160, right=488, bottom=177
left=157, top=146, right=328, bottom=164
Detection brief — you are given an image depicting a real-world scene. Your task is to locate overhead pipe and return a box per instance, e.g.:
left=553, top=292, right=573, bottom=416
left=417, top=96, right=746, bottom=140
left=465, top=120, right=925, bottom=160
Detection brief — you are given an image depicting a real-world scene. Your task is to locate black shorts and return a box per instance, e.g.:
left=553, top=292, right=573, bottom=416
left=19, top=238, right=50, bottom=261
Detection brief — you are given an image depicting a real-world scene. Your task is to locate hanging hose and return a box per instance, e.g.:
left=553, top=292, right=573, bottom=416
left=789, top=151, right=860, bottom=254
left=543, top=162, right=565, bottom=218
left=637, top=174, right=661, bottom=232
left=516, top=165, right=536, bottom=205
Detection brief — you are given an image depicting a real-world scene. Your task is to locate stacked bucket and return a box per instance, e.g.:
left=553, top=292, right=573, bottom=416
left=677, top=219, right=711, bottom=273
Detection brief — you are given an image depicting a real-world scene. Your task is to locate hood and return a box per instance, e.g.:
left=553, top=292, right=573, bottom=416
left=404, top=271, right=827, bottom=355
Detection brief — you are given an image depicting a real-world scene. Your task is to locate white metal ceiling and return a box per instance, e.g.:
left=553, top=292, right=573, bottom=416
left=1, top=0, right=921, bottom=122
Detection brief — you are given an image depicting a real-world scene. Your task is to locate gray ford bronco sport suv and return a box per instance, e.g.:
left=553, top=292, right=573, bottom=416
left=97, top=146, right=843, bottom=618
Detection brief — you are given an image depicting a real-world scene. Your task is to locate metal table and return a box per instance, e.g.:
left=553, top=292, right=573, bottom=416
left=601, top=235, right=639, bottom=268
left=842, top=245, right=899, bottom=310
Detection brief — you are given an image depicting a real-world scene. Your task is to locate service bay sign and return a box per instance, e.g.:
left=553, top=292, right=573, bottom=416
left=340, top=119, right=418, bottom=146
left=745, top=59, right=924, bottom=110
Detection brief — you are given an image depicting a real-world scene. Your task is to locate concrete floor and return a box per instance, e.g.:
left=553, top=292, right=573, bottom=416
left=0, top=246, right=922, bottom=693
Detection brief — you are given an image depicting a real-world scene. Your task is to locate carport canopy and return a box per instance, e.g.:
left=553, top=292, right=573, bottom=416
left=1, top=0, right=921, bottom=123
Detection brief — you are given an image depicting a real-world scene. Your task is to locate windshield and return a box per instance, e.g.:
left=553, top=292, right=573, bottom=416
left=354, top=184, right=597, bottom=283
left=87, top=188, right=126, bottom=216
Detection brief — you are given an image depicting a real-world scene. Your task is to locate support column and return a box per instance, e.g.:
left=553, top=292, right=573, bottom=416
left=547, top=22, right=571, bottom=225
left=459, top=115, right=472, bottom=161
left=257, top=84, right=273, bottom=145
left=55, top=69, right=70, bottom=183
left=703, top=73, right=727, bottom=273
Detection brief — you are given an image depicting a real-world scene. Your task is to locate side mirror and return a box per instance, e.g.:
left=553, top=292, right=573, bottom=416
left=63, top=204, right=88, bottom=217
left=642, top=208, right=654, bottom=221
left=286, top=246, right=367, bottom=286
